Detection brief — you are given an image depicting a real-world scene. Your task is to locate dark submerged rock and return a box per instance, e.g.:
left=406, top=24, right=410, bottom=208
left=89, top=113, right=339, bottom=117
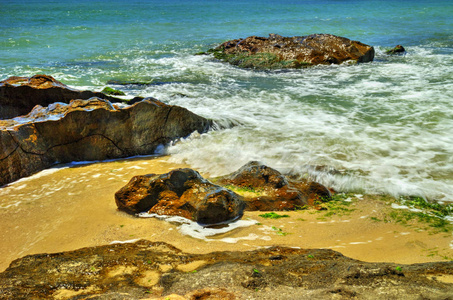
left=0, top=240, right=452, bottom=299
left=386, top=45, right=406, bottom=55
left=0, top=98, right=212, bottom=187
left=206, top=33, right=375, bottom=69
left=115, top=168, right=246, bottom=225
left=0, top=74, right=142, bottom=119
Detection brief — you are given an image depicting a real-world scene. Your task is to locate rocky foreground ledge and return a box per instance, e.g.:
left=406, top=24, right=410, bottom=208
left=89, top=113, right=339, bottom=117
left=203, top=33, right=375, bottom=69
left=0, top=97, right=211, bottom=187
left=0, top=240, right=451, bottom=300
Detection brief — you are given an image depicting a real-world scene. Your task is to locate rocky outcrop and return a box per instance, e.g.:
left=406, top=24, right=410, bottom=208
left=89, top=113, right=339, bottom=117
left=115, top=168, right=245, bottom=225
left=0, top=98, right=211, bottom=187
left=0, top=74, right=142, bottom=119
left=206, top=33, right=374, bottom=69
left=1, top=240, right=452, bottom=299
left=215, top=161, right=331, bottom=210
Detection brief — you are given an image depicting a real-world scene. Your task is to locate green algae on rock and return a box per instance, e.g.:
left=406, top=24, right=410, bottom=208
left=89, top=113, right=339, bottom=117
left=101, top=86, right=126, bottom=96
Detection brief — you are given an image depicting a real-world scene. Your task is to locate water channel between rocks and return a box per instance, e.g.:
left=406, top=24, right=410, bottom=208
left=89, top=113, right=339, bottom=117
left=0, top=155, right=451, bottom=272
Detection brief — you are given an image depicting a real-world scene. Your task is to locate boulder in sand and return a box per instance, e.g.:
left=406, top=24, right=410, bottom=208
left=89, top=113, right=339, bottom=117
left=115, top=168, right=246, bottom=225
left=215, top=161, right=332, bottom=211
left=115, top=162, right=331, bottom=224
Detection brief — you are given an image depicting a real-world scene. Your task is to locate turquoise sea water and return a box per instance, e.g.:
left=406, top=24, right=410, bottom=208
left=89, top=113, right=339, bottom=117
left=1, top=0, right=453, bottom=202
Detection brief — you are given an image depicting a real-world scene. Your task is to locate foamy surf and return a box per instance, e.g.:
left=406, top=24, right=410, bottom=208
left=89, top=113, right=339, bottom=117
left=138, top=212, right=260, bottom=242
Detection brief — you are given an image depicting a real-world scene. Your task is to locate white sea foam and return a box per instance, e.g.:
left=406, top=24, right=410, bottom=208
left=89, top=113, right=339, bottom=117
left=142, top=49, right=453, bottom=202
left=138, top=212, right=258, bottom=242
left=7, top=167, right=68, bottom=186
left=110, top=239, right=141, bottom=244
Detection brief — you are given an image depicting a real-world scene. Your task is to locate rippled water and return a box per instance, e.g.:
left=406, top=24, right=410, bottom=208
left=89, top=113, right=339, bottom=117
left=1, top=0, right=452, bottom=201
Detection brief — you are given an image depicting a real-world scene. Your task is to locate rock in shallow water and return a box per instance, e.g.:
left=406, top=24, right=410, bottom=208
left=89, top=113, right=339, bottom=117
left=386, top=44, right=406, bottom=55
left=0, top=98, right=212, bottom=187
left=206, top=33, right=375, bottom=69
left=0, top=240, right=452, bottom=299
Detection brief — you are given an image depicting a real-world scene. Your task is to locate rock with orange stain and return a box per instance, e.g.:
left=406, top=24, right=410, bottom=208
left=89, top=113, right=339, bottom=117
left=115, top=168, right=245, bottom=225
left=215, top=161, right=331, bottom=211
left=207, top=33, right=374, bottom=69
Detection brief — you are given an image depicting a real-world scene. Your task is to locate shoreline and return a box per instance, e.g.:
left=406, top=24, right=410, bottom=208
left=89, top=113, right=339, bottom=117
left=0, top=156, right=452, bottom=272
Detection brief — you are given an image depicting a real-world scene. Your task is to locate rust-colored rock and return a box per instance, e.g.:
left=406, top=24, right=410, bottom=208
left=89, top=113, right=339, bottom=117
left=0, top=74, right=142, bottom=119
left=1, top=240, right=452, bottom=299
left=215, top=161, right=331, bottom=211
left=115, top=168, right=246, bottom=225
left=209, top=33, right=374, bottom=69
left=0, top=98, right=211, bottom=186
left=116, top=162, right=331, bottom=221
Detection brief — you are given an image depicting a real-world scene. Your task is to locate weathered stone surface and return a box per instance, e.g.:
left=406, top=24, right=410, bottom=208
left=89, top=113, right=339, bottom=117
left=0, top=240, right=452, bottom=299
left=0, top=98, right=211, bottom=187
left=115, top=168, right=246, bottom=225
left=208, top=33, right=374, bottom=69
left=215, top=161, right=331, bottom=210
left=0, top=74, right=142, bottom=119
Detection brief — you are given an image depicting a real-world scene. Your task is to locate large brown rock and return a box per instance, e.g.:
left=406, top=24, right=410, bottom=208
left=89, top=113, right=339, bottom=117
left=208, top=33, right=374, bottom=69
left=115, top=168, right=246, bottom=225
left=0, top=74, right=142, bottom=119
left=215, top=161, right=331, bottom=211
left=1, top=240, right=452, bottom=299
left=0, top=98, right=211, bottom=186
left=115, top=162, right=331, bottom=223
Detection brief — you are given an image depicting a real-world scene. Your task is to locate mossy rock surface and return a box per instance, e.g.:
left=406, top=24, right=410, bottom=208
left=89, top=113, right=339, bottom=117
left=102, top=86, right=126, bottom=96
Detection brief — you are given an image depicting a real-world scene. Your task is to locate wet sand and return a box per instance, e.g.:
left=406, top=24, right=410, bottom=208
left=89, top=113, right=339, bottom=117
left=0, top=156, right=452, bottom=272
